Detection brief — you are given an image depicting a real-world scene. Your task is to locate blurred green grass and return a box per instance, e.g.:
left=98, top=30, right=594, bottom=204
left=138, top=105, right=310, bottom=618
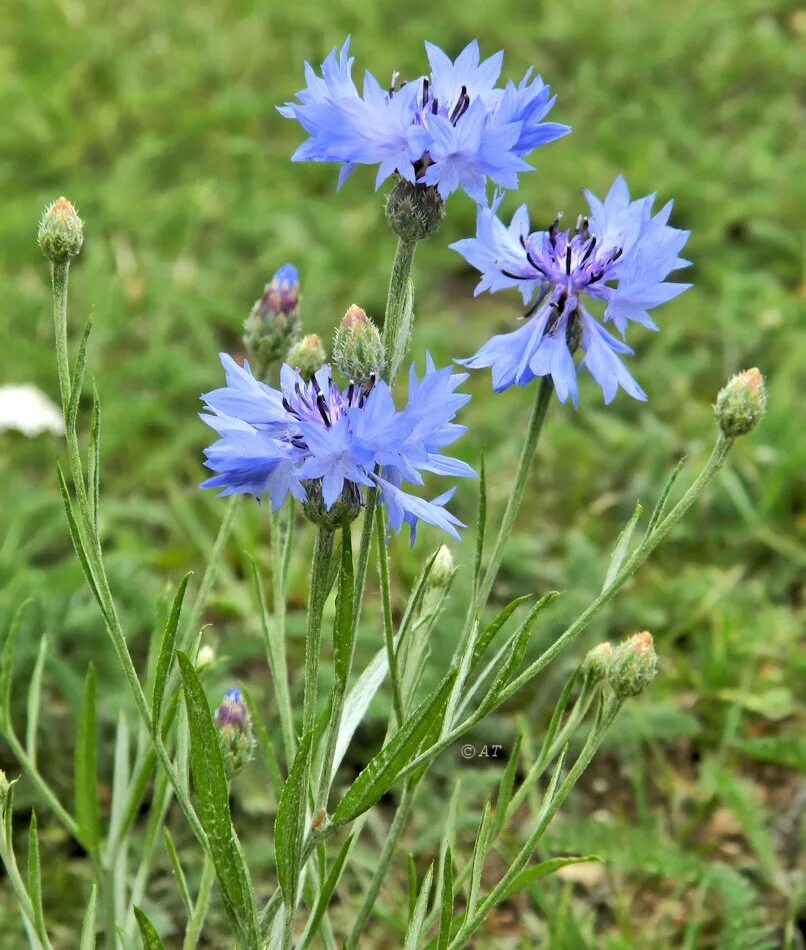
left=1, top=0, right=804, bottom=945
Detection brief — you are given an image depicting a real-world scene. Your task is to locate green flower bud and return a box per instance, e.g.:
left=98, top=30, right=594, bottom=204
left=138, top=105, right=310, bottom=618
left=243, top=264, right=301, bottom=381
left=38, top=197, right=84, bottom=264
left=286, top=333, right=327, bottom=381
left=302, top=480, right=362, bottom=530
left=714, top=368, right=767, bottom=437
left=608, top=632, right=658, bottom=699
left=386, top=179, right=445, bottom=243
left=215, top=688, right=255, bottom=778
left=581, top=641, right=613, bottom=682
left=333, top=305, right=383, bottom=387
left=429, top=544, right=455, bottom=590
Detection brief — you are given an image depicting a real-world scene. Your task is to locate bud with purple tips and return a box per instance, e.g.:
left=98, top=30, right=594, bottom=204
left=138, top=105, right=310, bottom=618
left=215, top=688, right=255, bottom=777
left=333, top=305, right=384, bottom=388
left=243, top=264, right=301, bottom=380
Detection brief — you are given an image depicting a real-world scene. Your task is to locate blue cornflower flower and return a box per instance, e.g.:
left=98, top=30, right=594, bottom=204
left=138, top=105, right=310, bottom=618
left=200, top=355, right=475, bottom=542
left=451, top=176, right=692, bottom=404
left=279, top=38, right=570, bottom=202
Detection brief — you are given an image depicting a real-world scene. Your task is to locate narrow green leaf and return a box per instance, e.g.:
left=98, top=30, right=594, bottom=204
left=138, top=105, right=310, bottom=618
left=472, top=453, right=487, bottom=596
left=75, top=663, right=100, bottom=857
left=28, top=810, right=48, bottom=945
left=332, top=672, right=456, bottom=824
left=403, top=863, right=434, bottom=950
left=133, top=906, right=165, bottom=948
left=177, top=652, right=259, bottom=948
left=26, top=635, right=48, bottom=764
left=737, top=734, right=806, bottom=771
left=498, top=855, right=602, bottom=903
left=1, top=600, right=30, bottom=727
left=471, top=594, right=534, bottom=669
left=437, top=847, right=454, bottom=950
left=406, top=853, right=418, bottom=919
left=536, top=669, right=581, bottom=768
left=646, top=456, right=687, bottom=537
left=477, top=597, right=550, bottom=716
left=151, top=573, right=191, bottom=727
left=87, top=386, right=101, bottom=531
left=67, top=319, right=92, bottom=434
left=274, top=730, right=313, bottom=910
left=162, top=827, right=192, bottom=917
left=466, top=798, right=492, bottom=919
left=241, top=684, right=283, bottom=799
left=492, top=732, right=523, bottom=841
left=395, top=548, right=440, bottom=654
left=602, top=502, right=643, bottom=592
left=298, top=832, right=356, bottom=950
left=332, top=522, right=355, bottom=688
left=79, top=884, right=97, bottom=950
left=57, top=464, right=105, bottom=616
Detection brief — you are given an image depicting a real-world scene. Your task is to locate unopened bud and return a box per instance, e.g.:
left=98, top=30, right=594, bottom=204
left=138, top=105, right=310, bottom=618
left=197, top=645, right=216, bottom=668
left=714, top=368, right=767, bottom=437
left=286, top=333, right=326, bottom=381
left=38, top=197, right=84, bottom=264
left=215, top=688, right=255, bottom=777
left=608, top=632, right=658, bottom=698
left=386, top=179, right=445, bottom=243
left=429, top=545, right=455, bottom=590
left=243, top=264, right=301, bottom=380
left=581, top=642, right=613, bottom=682
left=333, top=305, right=383, bottom=387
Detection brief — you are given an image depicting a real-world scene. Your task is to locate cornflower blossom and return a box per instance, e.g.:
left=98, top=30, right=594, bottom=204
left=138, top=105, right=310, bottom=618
left=200, top=355, right=475, bottom=542
left=452, top=176, right=691, bottom=404
left=279, top=38, right=570, bottom=201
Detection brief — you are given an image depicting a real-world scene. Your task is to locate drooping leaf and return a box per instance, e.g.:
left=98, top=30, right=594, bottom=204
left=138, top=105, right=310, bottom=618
left=75, top=663, right=100, bottom=858
left=177, top=652, right=259, bottom=948
left=274, top=730, right=313, bottom=911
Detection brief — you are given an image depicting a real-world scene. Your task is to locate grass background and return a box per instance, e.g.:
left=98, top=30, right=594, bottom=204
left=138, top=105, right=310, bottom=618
left=1, top=0, right=804, bottom=945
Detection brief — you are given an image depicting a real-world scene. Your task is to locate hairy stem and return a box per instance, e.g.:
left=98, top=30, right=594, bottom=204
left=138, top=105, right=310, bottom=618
left=302, top=528, right=335, bottom=738
left=375, top=510, right=404, bottom=727
left=381, top=238, right=417, bottom=384
left=183, top=855, right=215, bottom=950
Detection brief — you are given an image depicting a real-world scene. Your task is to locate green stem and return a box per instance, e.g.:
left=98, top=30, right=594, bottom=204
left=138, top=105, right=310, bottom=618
left=183, top=855, right=215, bottom=950
left=345, top=780, right=417, bottom=948
left=302, top=528, right=335, bottom=738
left=476, top=376, right=553, bottom=612
left=270, top=507, right=296, bottom=765
left=398, top=432, right=735, bottom=780
left=0, top=838, right=52, bottom=950
left=381, top=238, right=417, bottom=384
left=375, top=510, right=404, bottom=727
left=449, top=696, right=623, bottom=948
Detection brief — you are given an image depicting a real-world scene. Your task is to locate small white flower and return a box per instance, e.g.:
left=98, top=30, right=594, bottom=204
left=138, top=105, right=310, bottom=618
left=0, top=384, right=64, bottom=437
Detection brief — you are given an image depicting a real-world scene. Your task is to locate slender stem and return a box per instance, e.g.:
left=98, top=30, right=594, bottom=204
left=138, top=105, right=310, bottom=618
left=375, top=510, right=404, bottom=727
left=398, top=432, right=735, bottom=781
left=269, top=507, right=296, bottom=765
left=183, top=855, right=215, bottom=950
left=381, top=238, right=417, bottom=384
left=346, top=780, right=417, bottom=948
left=476, top=376, right=553, bottom=611
left=302, top=528, right=335, bottom=738
left=448, top=697, right=623, bottom=948
left=0, top=837, right=52, bottom=950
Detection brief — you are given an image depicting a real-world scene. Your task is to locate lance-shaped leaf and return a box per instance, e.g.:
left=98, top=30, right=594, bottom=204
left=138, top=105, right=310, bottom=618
left=602, top=501, right=643, bottom=592
left=274, top=729, right=313, bottom=911
left=67, top=319, right=92, bottom=435
left=87, top=386, right=101, bottom=531
left=466, top=798, right=493, bottom=920
left=472, top=453, right=487, bottom=596
left=26, top=635, right=48, bottom=764
left=27, top=811, right=48, bottom=946
left=497, top=855, right=602, bottom=903
left=332, top=671, right=456, bottom=824
left=491, top=731, right=523, bottom=841
left=79, top=884, right=97, bottom=950
left=403, top=863, right=434, bottom=950
left=162, top=827, right=192, bottom=917
left=299, top=832, right=356, bottom=949
left=471, top=594, right=534, bottom=669
left=437, top=846, right=455, bottom=950
left=645, top=456, right=687, bottom=538
left=177, top=652, right=259, bottom=949
left=133, top=906, right=166, bottom=948
left=1, top=600, right=30, bottom=728
left=151, top=573, right=191, bottom=727
left=75, top=663, right=100, bottom=858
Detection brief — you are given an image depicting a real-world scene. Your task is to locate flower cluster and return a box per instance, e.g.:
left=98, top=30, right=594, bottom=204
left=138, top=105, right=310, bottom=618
left=453, top=176, right=691, bottom=405
left=279, top=39, right=569, bottom=202
left=200, top=354, right=475, bottom=542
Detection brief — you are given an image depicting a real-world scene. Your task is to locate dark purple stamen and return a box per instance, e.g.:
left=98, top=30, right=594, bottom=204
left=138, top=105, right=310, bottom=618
left=565, top=245, right=572, bottom=275
left=580, top=236, right=597, bottom=265
left=422, top=78, right=429, bottom=108
left=450, top=86, right=470, bottom=124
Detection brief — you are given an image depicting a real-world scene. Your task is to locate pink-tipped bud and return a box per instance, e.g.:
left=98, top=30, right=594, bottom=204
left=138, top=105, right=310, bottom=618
left=715, top=368, right=767, bottom=437
left=37, top=197, right=84, bottom=264
left=286, top=333, right=327, bottom=381
left=333, top=305, right=383, bottom=387
left=243, top=264, right=301, bottom=379
left=608, top=632, right=658, bottom=698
